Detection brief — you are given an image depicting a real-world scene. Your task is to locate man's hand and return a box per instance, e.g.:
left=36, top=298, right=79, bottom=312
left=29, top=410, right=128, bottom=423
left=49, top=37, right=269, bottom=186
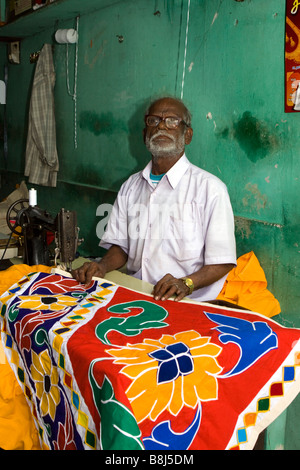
left=72, top=245, right=128, bottom=286
left=152, top=264, right=235, bottom=302
left=72, top=261, right=106, bottom=286
left=152, top=274, right=190, bottom=302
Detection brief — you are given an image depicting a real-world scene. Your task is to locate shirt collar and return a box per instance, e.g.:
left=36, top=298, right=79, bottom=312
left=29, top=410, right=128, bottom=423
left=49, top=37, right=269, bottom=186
left=165, top=153, right=190, bottom=188
left=142, top=153, right=190, bottom=189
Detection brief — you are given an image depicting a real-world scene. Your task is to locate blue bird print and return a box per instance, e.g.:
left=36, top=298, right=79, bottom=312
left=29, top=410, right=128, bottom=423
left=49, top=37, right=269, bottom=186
left=204, top=312, right=278, bottom=377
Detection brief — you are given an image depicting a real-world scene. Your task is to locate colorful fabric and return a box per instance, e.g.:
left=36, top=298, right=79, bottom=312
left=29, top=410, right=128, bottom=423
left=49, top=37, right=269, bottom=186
left=1, top=271, right=300, bottom=450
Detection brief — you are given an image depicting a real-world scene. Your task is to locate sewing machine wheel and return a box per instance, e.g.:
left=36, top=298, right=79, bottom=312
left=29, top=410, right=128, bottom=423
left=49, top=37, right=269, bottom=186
left=6, top=198, right=29, bottom=235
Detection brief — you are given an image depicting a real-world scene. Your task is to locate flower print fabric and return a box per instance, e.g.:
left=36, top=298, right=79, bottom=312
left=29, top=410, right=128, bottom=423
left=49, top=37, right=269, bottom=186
left=107, top=331, right=222, bottom=423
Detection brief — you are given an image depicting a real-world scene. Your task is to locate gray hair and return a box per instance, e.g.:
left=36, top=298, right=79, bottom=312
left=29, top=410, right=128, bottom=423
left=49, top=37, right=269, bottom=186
left=145, top=96, right=192, bottom=127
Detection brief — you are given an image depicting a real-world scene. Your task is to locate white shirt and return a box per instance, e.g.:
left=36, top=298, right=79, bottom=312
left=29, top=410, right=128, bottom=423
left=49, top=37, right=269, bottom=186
left=100, top=154, right=236, bottom=302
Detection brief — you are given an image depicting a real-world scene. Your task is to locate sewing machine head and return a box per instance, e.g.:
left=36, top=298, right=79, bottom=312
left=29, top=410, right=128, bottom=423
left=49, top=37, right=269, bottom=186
left=55, top=208, right=80, bottom=271
left=6, top=199, right=81, bottom=271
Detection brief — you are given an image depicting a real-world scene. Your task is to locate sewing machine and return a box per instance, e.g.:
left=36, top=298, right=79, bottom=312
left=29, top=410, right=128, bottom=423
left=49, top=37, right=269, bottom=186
left=6, top=198, right=81, bottom=271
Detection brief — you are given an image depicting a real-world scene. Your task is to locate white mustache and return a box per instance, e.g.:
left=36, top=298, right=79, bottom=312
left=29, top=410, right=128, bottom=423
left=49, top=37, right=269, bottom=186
left=150, top=131, right=175, bottom=143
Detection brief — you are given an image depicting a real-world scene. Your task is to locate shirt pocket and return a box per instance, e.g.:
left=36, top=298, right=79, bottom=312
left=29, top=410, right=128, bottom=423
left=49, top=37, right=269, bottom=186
left=163, top=204, right=204, bottom=262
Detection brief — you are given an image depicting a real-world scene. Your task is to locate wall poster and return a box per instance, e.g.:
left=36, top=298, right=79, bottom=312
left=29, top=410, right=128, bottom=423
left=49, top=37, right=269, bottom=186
left=285, top=0, right=300, bottom=112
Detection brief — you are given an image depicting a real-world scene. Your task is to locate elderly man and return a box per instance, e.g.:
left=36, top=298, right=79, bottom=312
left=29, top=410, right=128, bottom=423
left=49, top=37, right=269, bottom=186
left=73, top=96, right=236, bottom=302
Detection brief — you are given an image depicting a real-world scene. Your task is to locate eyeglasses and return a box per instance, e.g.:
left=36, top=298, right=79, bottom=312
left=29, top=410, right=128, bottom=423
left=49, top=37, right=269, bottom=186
left=145, top=115, right=189, bottom=129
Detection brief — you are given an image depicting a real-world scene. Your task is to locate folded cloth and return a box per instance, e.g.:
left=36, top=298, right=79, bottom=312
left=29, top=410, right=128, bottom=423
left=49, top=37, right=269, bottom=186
left=0, top=264, right=51, bottom=450
left=0, top=362, right=42, bottom=450
left=0, top=264, right=51, bottom=295
left=217, top=251, right=281, bottom=318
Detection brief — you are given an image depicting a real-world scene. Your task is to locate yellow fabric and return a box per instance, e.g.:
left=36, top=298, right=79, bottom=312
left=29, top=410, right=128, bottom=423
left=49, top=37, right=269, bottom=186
left=0, top=362, right=42, bottom=450
left=0, top=264, right=51, bottom=450
left=217, top=251, right=281, bottom=318
left=0, top=264, right=51, bottom=295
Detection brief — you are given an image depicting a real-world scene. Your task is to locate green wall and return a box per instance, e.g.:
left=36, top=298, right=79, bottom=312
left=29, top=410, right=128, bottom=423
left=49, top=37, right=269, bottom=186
left=0, top=0, right=299, bottom=449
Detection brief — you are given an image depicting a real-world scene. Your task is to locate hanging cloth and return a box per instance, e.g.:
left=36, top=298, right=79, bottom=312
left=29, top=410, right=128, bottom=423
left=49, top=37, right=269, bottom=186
left=25, top=44, right=59, bottom=187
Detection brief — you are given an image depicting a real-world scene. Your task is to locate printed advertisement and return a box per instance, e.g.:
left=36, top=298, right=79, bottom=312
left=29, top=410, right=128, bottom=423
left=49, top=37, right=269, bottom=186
left=285, top=0, right=300, bottom=112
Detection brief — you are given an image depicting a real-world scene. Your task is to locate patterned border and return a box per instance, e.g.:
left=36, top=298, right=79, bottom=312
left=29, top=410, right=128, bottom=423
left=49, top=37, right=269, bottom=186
left=49, top=281, right=116, bottom=449
left=228, top=342, right=300, bottom=450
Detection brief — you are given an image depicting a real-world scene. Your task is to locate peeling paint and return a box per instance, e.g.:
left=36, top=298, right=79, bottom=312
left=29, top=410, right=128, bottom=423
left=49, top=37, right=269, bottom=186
left=211, top=12, right=218, bottom=26
left=188, top=61, right=194, bottom=72
left=235, top=215, right=283, bottom=241
left=275, top=444, right=284, bottom=450
left=84, top=40, right=107, bottom=69
left=242, top=182, right=268, bottom=213
left=234, top=217, right=252, bottom=239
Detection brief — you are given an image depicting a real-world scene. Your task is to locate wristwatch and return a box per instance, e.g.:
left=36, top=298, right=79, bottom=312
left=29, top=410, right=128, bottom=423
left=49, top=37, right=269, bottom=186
left=180, top=277, right=194, bottom=295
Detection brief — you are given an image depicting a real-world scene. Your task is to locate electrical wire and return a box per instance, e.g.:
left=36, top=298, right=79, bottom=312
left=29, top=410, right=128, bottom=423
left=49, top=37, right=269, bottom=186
left=66, top=16, right=79, bottom=149
left=0, top=231, right=13, bottom=261
left=180, top=0, right=191, bottom=100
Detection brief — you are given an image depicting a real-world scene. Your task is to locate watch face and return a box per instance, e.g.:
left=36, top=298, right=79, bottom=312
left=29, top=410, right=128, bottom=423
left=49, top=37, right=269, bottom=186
left=182, top=278, right=193, bottom=293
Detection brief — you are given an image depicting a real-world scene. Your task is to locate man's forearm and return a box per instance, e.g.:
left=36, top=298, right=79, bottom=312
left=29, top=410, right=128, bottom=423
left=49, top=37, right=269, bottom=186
left=187, top=263, right=234, bottom=291
left=98, top=245, right=128, bottom=274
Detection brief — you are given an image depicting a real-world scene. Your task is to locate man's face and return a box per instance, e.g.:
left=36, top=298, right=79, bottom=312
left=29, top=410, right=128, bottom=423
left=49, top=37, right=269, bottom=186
left=144, top=98, right=193, bottom=159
